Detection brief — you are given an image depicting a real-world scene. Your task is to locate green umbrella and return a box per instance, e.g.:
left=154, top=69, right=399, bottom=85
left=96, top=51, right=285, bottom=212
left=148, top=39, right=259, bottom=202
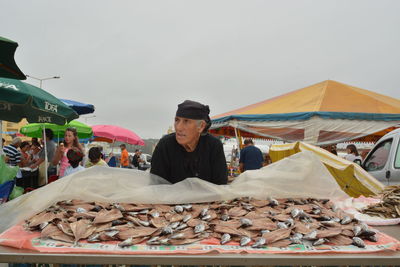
left=0, top=36, right=26, bottom=80
left=0, top=77, right=79, bottom=125
left=20, top=120, right=93, bottom=139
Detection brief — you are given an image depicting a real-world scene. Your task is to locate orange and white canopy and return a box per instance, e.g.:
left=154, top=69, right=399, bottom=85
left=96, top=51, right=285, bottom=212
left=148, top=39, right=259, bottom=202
left=210, top=80, right=400, bottom=145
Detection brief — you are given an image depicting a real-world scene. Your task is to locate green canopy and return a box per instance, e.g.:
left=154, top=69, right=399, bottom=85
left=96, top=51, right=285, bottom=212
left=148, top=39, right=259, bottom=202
left=0, top=36, right=26, bottom=80
left=20, top=120, right=93, bottom=139
left=0, top=77, right=78, bottom=125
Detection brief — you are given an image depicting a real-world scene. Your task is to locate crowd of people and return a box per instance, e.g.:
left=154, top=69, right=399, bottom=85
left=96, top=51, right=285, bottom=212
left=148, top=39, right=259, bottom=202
left=1, top=127, right=149, bottom=193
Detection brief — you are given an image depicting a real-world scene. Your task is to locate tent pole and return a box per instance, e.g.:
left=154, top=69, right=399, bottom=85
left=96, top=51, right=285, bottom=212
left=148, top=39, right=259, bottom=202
left=234, top=127, right=242, bottom=153
left=43, top=126, right=48, bottom=185
left=0, top=120, right=3, bottom=153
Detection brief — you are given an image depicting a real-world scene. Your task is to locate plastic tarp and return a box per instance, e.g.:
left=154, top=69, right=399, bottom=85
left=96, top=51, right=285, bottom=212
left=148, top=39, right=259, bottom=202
left=269, top=142, right=385, bottom=198
left=0, top=151, right=348, bottom=234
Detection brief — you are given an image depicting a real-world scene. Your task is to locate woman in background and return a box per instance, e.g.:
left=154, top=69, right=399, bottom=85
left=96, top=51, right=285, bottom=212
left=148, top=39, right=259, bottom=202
left=345, top=144, right=362, bottom=165
left=52, top=127, right=84, bottom=178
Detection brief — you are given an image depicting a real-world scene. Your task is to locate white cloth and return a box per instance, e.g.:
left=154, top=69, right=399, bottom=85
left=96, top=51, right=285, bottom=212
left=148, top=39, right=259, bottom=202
left=63, top=165, right=85, bottom=177
left=345, top=154, right=362, bottom=163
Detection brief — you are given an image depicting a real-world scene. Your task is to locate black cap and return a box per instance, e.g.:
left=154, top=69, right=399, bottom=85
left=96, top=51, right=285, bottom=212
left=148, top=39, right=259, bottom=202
left=176, top=100, right=211, bottom=133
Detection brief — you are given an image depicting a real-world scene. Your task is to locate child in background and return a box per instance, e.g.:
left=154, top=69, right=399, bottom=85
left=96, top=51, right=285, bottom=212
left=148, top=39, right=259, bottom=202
left=85, top=147, right=108, bottom=168
left=63, top=147, right=85, bottom=177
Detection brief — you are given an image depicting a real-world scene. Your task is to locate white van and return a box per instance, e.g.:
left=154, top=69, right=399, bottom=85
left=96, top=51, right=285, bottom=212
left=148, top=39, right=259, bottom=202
left=363, top=128, right=400, bottom=185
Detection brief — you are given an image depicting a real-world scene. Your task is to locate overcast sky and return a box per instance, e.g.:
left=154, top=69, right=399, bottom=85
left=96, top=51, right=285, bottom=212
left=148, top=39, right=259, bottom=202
left=2, top=0, right=399, bottom=139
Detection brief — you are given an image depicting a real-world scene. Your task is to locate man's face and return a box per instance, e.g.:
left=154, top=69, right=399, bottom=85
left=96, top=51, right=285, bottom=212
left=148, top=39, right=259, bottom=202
left=174, top=116, right=203, bottom=147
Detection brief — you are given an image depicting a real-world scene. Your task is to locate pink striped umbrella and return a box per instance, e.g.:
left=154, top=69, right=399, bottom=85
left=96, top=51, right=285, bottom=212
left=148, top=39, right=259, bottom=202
left=92, top=125, right=145, bottom=146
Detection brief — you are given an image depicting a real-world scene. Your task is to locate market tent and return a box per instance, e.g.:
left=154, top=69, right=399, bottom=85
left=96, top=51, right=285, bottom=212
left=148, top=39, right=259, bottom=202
left=210, top=80, right=400, bottom=145
left=0, top=36, right=26, bottom=80
left=59, top=99, right=95, bottom=115
left=269, top=141, right=384, bottom=197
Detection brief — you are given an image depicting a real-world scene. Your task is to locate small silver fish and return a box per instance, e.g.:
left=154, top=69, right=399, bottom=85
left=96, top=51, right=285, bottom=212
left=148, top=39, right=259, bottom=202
left=139, top=220, right=150, bottom=227
left=312, top=208, right=321, bottom=215
left=267, top=197, right=279, bottom=207
left=352, top=237, right=366, bottom=248
left=118, top=237, right=133, bottom=247
left=159, top=238, right=170, bottom=245
left=194, top=223, right=206, bottom=233
left=176, top=223, right=188, bottom=230
left=261, top=229, right=270, bottom=234
left=221, top=214, right=230, bottom=221
left=174, top=205, right=184, bottom=213
left=353, top=225, right=362, bottom=236
left=87, top=233, right=100, bottom=242
left=147, top=236, right=160, bottom=245
left=243, top=204, right=254, bottom=211
left=290, top=237, right=302, bottom=244
left=366, top=235, right=378, bottom=242
left=292, top=233, right=303, bottom=239
left=202, top=214, right=212, bottom=221
left=220, top=233, right=231, bottom=245
left=291, top=208, right=301, bottom=218
left=170, top=233, right=185, bottom=239
left=127, top=211, right=139, bottom=216
left=182, top=214, right=192, bottom=223
left=360, top=229, right=376, bottom=237
left=161, top=226, right=174, bottom=235
left=277, top=222, right=288, bottom=229
left=113, top=203, right=125, bottom=211
left=285, top=218, right=294, bottom=227
left=240, top=218, right=253, bottom=227
left=359, top=222, right=369, bottom=231
left=39, top=222, right=49, bottom=230
left=200, top=208, right=209, bottom=217
left=303, top=230, right=317, bottom=240
left=331, top=204, right=338, bottom=212
left=331, top=217, right=341, bottom=223
left=240, top=236, right=251, bottom=246
left=169, top=221, right=180, bottom=229
left=340, top=216, right=352, bottom=225
left=182, top=204, right=192, bottom=211
left=139, top=209, right=149, bottom=215
left=105, top=230, right=119, bottom=238
left=76, top=207, right=87, bottom=213
left=313, top=238, right=326, bottom=246
left=251, top=237, right=266, bottom=248
left=319, top=215, right=331, bottom=221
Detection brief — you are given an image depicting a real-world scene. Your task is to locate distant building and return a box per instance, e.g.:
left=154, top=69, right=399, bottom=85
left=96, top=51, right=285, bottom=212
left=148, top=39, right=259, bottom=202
left=1, top=119, right=29, bottom=145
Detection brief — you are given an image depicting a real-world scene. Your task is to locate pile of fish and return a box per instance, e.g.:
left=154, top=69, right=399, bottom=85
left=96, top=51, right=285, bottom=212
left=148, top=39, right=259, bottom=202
left=25, top=197, right=378, bottom=248
left=361, top=185, right=400, bottom=219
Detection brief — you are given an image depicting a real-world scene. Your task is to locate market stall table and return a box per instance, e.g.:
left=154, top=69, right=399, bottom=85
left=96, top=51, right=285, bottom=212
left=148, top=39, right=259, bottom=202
left=0, top=225, right=399, bottom=266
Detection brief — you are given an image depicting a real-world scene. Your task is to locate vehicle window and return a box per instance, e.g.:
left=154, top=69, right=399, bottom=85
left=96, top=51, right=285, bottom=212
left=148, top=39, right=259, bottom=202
left=364, top=139, right=392, bottom=171
left=395, top=140, right=400, bottom=169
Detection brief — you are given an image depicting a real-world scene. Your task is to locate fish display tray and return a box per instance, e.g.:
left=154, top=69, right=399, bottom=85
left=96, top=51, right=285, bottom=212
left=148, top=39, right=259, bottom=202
left=0, top=224, right=399, bottom=255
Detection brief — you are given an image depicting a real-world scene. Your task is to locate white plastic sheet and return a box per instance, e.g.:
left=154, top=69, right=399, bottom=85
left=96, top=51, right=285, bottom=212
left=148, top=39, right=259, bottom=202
left=0, top=151, right=347, bottom=233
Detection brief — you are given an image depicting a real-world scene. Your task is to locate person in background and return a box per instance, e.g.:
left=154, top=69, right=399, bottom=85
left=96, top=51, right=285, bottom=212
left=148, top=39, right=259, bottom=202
left=3, top=137, right=22, bottom=167
left=263, top=153, right=272, bottom=166
left=151, top=100, right=228, bottom=185
left=52, top=127, right=84, bottom=178
left=63, top=147, right=85, bottom=177
left=19, top=141, right=31, bottom=167
left=345, top=144, right=362, bottom=165
left=239, top=139, right=264, bottom=172
left=30, top=129, right=57, bottom=177
left=119, top=144, right=130, bottom=168
left=1, top=138, right=5, bottom=147
left=85, top=147, right=108, bottom=168
left=106, top=152, right=117, bottom=167
left=131, top=149, right=142, bottom=169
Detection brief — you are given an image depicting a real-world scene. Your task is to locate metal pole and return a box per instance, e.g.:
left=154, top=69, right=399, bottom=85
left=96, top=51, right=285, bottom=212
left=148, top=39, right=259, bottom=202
left=43, top=127, right=48, bottom=184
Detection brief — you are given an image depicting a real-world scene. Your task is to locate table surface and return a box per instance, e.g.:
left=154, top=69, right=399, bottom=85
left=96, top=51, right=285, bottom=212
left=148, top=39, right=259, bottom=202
left=0, top=225, right=399, bottom=265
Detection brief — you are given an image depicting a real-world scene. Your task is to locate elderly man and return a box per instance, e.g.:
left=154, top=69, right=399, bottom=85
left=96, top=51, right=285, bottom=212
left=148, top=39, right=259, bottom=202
left=151, top=100, right=228, bottom=185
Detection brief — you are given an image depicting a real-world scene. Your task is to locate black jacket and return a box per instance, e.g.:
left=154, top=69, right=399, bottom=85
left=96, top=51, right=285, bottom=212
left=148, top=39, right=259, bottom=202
left=150, top=133, right=228, bottom=185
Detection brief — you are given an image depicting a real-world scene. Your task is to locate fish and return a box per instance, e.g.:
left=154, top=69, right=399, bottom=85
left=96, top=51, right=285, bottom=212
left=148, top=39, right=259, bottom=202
left=240, top=218, right=253, bottom=227
left=138, top=209, right=149, bottom=215
left=267, top=197, right=279, bottom=207
left=353, top=225, right=362, bottom=236
left=176, top=223, right=188, bottom=230
left=161, top=226, right=174, bottom=235
left=202, top=214, right=212, bottom=221
left=251, top=237, right=266, bottom=248
left=239, top=236, right=252, bottom=246
left=365, top=235, right=378, bottom=242
left=303, top=230, right=317, bottom=240
left=285, top=218, right=294, bottom=227
left=277, top=222, right=288, bottom=229
left=118, top=237, right=133, bottom=247
left=194, top=223, right=206, bottom=233
left=313, top=238, right=326, bottom=246
left=174, top=205, right=184, bottom=213
left=340, top=216, right=352, bottom=225
left=170, top=233, right=185, bottom=239
left=182, top=214, right=192, bottom=223
left=87, top=232, right=101, bottom=242
left=221, top=214, right=230, bottom=221
left=291, top=208, right=301, bottom=218
left=261, top=229, right=270, bottom=234
left=169, top=221, right=180, bottom=229
left=182, top=204, right=193, bottom=211
left=352, top=237, right=366, bottom=248
left=150, top=211, right=160, bottom=218
left=147, top=236, right=160, bottom=245
left=76, top=207, right=88, bottom=213
left=200, top=208, right=209, bottom=217
left=220, top=233, right=231, bottom=245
